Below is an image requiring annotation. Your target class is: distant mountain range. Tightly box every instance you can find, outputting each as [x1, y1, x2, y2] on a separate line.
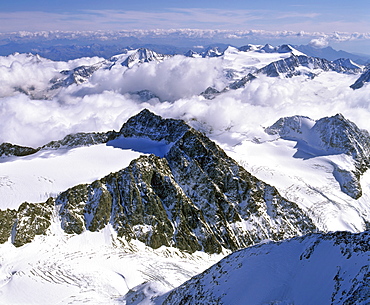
[294, 44, 370, 65]
[1, 39, 369, 64]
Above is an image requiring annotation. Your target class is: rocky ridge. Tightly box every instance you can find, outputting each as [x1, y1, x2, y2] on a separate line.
[50, 62, 104, 90]
[158, 230, 370, 305]
[28, 45, 364, 99]
[257, 54, 362, 78]
[48, 48, 170, 92]
[0, 142, 38, 158]
[351, 65, 370, 89]
[0, 110, 316, 251]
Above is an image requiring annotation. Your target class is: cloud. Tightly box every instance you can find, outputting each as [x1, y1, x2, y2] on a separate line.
[83, 55, 223, 101]
[0, 7, 369, 33]
[309, 37, 329, 48]
[0, 51, 370, 150]
[2, 29, 370, 54]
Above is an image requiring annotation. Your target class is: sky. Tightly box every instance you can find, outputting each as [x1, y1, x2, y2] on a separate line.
[0, 1, 369, 52]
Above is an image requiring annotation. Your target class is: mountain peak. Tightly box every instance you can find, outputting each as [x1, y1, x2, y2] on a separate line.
[350, 68, 370, 89]
[266, 113, 370, 199]
[118, 109, 190, 144]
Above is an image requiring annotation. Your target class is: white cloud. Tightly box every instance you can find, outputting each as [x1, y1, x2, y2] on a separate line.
[0, 51, 370, 149]
[0, 7, 369, 34]
[2, 29, 370, 54]
[309, 37, 329, 48]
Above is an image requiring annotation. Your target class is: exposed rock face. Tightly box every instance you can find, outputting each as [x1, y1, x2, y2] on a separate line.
[0, 142, 39, 158]
[265, 114, 370, 199]
[201, 47, 223, 58]
[0, 199, 54, 247]
[0, 110, 317, 251]
[41, 131, 116, 150]
[0, 131, 116, 158]
[333, 58, 362, 70]
[160, 230, 370, 305]
[54, 110, 316, 253]
[200, 87, 222, 100]
[258, 54, 362, 78]
[118, 109, 190, 143]
[350, 66, 370, 89]
[228, 73, 256, 90]
[184, 50, 200, 58]
[133, 89, 160, 102]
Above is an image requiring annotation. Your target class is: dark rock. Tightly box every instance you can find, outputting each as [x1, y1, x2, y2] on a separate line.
[0, 142, 39, 158]
[350, 67, 370, 90]
[55, 109, 317, 253]
[0, 199, 54, 247]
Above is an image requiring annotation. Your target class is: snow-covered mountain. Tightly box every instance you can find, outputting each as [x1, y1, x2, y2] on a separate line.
[265, 114, 370, 199]
[1, 44, 366, 102]
[351, 65, 370, 89]
[0, 43, 370, 304]
[294, 44, 370, 64]
[157, 230, 370, 305]
[257, 54, 362, 78]
[0, 110, 316, 251]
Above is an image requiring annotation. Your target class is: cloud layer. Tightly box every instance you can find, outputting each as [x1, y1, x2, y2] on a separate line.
[0, 51, 369, 149]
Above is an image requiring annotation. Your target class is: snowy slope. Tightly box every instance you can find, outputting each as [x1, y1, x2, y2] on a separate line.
[222, 115, 370, 232]
[0, 144, 145, 209]
[0, 225, 223, 305]
[159, 231, 370, 305]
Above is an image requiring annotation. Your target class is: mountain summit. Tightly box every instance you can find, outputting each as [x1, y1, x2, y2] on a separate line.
[0, 110, 316, 252]
[266, 114, 370, 199]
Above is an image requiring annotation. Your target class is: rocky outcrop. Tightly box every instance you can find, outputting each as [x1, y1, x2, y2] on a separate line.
[350, 66, 370, 89]
[0, 199, 54, 246]
[0, 130, 117, 158]
[0, 110, 317, 251]
[265, 114, 370, 199]
[41, 131, 116, 150]
[200, 87, 222, 100]
[55, 110, 316, 253]
[50, 63, 103, 90]
[0, 142, 39, 158]
[228, 73, 256, 90]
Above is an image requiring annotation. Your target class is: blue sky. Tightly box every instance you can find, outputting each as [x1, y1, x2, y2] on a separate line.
[0, 0, 368, 32]
[0, 1, 369, 52]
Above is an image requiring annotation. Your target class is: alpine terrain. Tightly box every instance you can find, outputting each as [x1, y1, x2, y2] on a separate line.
[0, 43, 369, 304]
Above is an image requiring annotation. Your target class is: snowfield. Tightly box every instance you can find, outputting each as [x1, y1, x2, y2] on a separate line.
[0, 225, 223, 304]
[0, 144, 145, 210]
